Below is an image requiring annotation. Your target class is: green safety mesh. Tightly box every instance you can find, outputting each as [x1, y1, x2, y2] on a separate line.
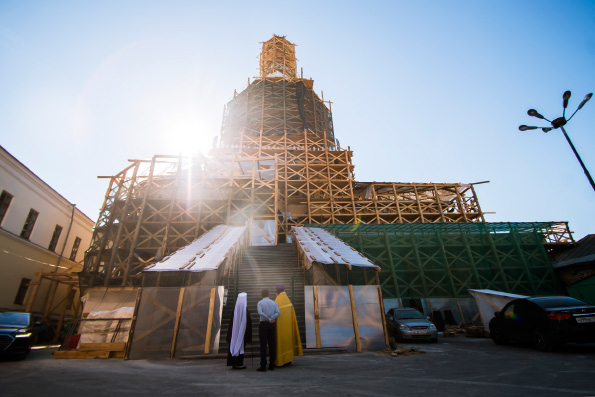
[306, 223, 564, 299]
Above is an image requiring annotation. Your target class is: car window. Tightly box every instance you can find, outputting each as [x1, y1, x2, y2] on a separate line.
[503, 304, 515, 319]
[531, 297, 589, 309]
[395, 310, 425, 320]
[0, 312, 30, 327]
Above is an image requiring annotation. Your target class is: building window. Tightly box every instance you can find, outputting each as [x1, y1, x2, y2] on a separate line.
[70, 237, 81, 261]
[0, 190, 13, 225]
[20, 209, 39, 240]
[48, 224, 63, 252]
[14, 278, 31, 305]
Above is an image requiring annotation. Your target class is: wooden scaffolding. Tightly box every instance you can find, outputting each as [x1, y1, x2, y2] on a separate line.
[81, 35, 543, 289]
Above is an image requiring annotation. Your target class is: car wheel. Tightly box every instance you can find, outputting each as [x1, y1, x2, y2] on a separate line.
[534, 330, 555, 352]
[490, 328, 508, 345]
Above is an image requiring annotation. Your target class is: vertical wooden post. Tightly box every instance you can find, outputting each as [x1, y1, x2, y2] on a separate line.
[348, 285, 361, 353]
[54, 284, 73, 342]
[73, 291, 82, 321]
[377, 286, 389, 346]
[457, 300, 466, 326]
[43, 279, 59, 317]
[25, 272, 43, 313]
[124, 288, 143, 360]
[204, 287, 217, 354]
[312, 286, 321, 348]
[170, 288, 185, 359]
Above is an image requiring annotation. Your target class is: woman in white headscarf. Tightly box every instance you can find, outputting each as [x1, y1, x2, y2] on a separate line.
[226, 292, 252, 369]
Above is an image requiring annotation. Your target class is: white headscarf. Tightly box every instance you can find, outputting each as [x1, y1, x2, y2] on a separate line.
[229, 292, 247, 357]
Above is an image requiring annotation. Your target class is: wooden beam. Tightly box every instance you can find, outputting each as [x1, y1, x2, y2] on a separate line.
[53, 350, 110, 359]
[312, 286, 321, 349]
[204, 287, 217, 354]
[124, 288, 143, 360]
[377, 286, 389, 346]
[170, 287, 186, 359]
[53, 284, 73, 343]
[25, 272, 43, 313]
[43, 280, 59, 318]
[348, 285, 361, 353]
[79, 342, 126, 352]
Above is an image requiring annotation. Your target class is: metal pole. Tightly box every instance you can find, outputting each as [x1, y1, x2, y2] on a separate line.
[560, 126, 595, 192]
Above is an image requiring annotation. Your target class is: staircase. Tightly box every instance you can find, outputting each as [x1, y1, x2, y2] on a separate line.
[219, 243, 306, 354]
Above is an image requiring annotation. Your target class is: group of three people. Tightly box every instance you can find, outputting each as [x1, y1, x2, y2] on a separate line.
[226, 285, 302, 371]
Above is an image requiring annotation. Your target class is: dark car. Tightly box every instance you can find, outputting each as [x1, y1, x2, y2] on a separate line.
[489, 296, 595, 352]
[386, 307, 438, 343]
[0, 312, 35, 359]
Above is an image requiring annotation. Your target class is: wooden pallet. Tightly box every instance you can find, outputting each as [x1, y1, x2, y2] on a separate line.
[53, 343, 125, 359]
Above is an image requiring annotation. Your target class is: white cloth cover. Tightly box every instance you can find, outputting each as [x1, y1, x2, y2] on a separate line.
[229, 292, 248, 356]
[468, 289, 528, 332]
[292, 227, 379, 270]
[145, 225, 246, 272]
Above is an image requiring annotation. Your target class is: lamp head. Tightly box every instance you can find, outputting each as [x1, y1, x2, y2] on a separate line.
[578, 93, 593, 110]
[519, 125, 538, 131]
[527, 109, 545, 119]
[563, 91, 571, 109]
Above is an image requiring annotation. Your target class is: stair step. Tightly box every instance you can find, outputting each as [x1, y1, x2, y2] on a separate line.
[219, 243, 307, 350]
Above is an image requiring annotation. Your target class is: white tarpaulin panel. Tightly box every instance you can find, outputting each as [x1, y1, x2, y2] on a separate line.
[145, 225, 246, 272]
[468, 289, 528, 332]
[292, 227, 379, 270]
[79, 306, 135, 344]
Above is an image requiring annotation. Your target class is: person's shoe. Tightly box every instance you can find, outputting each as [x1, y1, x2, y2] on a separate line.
[257, 367, 266, 372]
[232, 365, 247, 370]
[268, 365, 275, 371]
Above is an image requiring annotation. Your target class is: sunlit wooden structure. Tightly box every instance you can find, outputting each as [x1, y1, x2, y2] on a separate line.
[81, 35, 571, 289]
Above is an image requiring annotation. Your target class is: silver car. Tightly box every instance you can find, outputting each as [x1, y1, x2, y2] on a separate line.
[386, 308, 438, 343]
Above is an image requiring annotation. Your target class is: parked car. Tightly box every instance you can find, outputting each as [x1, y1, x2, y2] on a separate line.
[0, 312, 36, 359]
[386, 308, 438, 343]
[489, 296, 595, 352]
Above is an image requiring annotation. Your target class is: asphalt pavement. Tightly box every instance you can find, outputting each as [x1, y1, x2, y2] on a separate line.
[1, 336, 594, 397]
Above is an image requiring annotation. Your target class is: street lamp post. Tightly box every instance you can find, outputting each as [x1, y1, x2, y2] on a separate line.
[519, 91, 595, 192]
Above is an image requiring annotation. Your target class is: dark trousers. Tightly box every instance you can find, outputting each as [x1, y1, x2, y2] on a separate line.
[259, 321, 276, 368]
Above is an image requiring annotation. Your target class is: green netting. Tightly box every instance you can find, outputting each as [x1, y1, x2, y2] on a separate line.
[306, 223, 564, 299]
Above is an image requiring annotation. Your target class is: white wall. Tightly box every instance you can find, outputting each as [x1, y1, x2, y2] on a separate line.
[0, 146, 95, 313]
[0, 147, 94, 264]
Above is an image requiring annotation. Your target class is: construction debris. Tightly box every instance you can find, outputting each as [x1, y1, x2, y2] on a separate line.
[377, 347, 427, 357]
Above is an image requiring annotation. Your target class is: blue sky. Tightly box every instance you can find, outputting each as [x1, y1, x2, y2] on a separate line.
[1, 1, 594, 240]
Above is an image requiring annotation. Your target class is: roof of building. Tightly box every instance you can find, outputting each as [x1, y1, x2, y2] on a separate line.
[551, 234, 595, 268]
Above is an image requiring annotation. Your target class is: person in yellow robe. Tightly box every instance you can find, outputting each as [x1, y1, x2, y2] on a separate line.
[274, 285, 303, 367]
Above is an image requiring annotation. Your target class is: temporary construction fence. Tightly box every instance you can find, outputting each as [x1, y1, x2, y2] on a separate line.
[128, 286, 224, 359]
[304, 285, 388, 351]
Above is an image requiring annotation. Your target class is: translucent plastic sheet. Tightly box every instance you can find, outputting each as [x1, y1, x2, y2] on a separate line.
[128, 286, 223, 359]
[304, 285, 385, 351]
[129, 288, 179, 360]
[175, 286, 223, 357]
